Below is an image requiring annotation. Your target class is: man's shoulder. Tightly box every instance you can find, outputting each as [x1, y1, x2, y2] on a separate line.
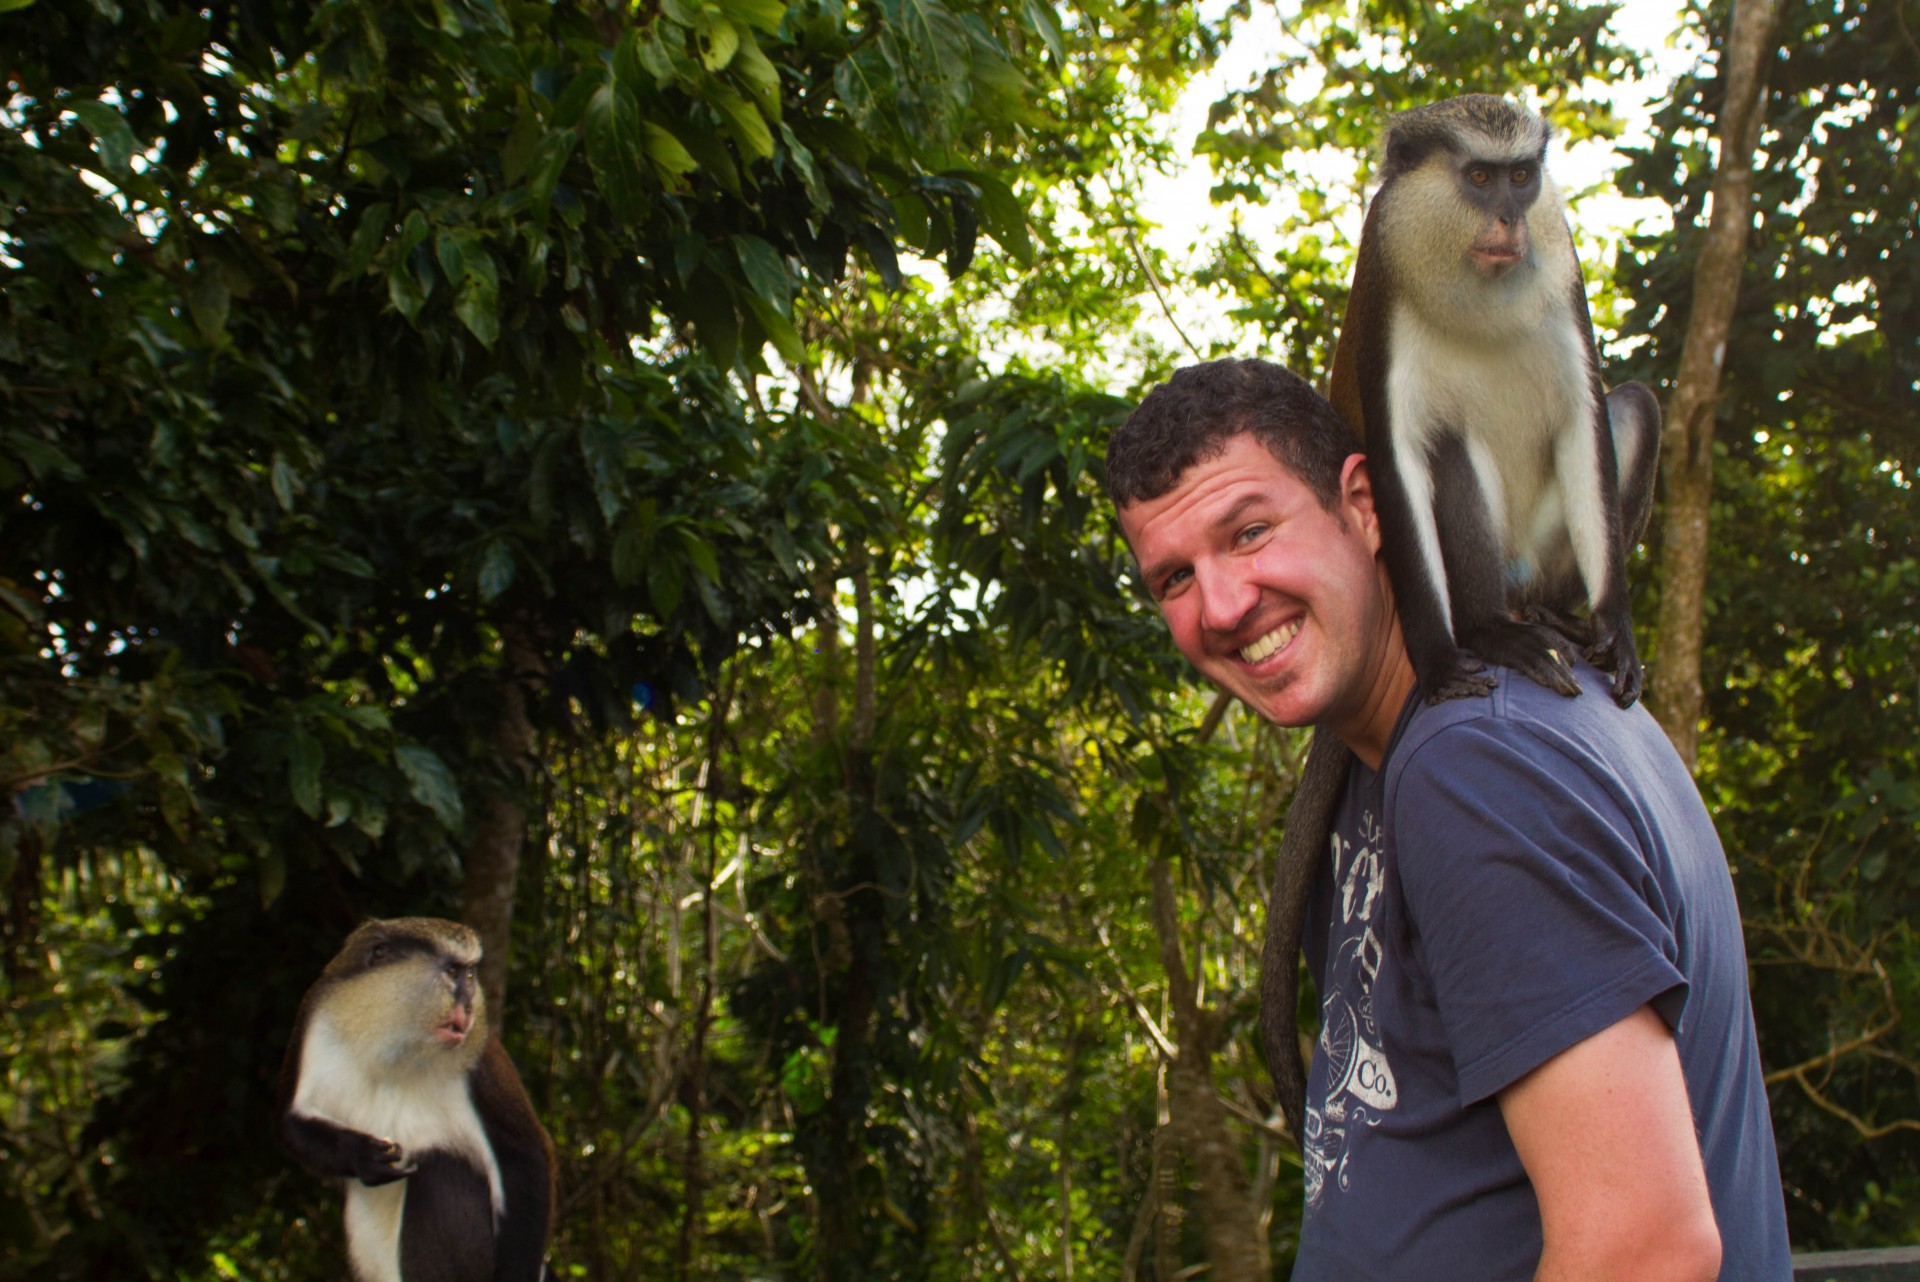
[1385, 660, 1681, 797]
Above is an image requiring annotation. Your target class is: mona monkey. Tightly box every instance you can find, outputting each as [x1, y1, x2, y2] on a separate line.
[1257, 95, 1663, 1141]
[279, 917, 555, 1282]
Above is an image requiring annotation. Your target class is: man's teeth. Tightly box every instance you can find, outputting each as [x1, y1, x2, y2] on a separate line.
[1241, 620, 1301, 663]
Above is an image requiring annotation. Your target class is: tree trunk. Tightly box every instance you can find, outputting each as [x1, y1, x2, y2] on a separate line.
[1646, 0, 1781, 766]
[1148, 858, 1270, 1282]
[461, 625, 542, 1020]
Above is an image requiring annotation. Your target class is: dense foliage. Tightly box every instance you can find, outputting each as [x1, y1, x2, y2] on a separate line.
[2, 0, 1914, 1276]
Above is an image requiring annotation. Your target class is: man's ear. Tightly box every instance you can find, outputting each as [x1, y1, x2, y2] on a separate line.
[1339, 453, 1383, 553]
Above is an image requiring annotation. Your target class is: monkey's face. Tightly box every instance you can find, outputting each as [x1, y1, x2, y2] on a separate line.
[325, 922, 486, 1067]
[1121, 435, 1411, 756]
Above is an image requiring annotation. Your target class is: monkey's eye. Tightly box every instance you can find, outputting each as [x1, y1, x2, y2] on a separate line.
[1467, 165, 1492, 186]
[1510, 166, 1532, 185]
[368, 942, 392, 965]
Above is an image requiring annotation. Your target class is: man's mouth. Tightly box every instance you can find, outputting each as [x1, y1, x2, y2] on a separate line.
[1240, 619, 1301, 663]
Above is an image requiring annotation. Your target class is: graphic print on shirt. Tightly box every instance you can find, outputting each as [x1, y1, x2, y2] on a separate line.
[1302, 806, 1400, 1210]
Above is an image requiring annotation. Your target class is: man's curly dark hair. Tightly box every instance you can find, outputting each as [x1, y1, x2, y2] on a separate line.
[1105, 358, 1359, 513]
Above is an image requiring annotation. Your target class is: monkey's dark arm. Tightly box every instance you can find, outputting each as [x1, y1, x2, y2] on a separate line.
[1258, 729, 1351, 1147]
[279, 1099, 416, 1185]
[472, 1040, 555, 1282]
[276, 1014, 416, 1186]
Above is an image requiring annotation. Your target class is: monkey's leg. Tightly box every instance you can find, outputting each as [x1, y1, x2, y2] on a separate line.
[1521, 382, 1664, 652]
[1259, 728, 1350, 1147]
[1373, 430, 1498, 702]
[1431, 436, 1580, 697]
[398, 1152, 496, 1282]
[1608, 382, 1660, 553]
[1562, 392, 1649, 706]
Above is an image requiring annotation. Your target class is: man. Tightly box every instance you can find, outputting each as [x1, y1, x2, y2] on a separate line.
[1107, 358, 1790, 1280]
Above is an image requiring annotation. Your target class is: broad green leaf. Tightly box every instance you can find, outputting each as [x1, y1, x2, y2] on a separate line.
[477, 539, 515, 599]
[715, 0, 786, 34]
[286, 729, 323, 818]
[731, 38, 782, 118]
[585, 83, 650, 221]
[647, 549, 685, 620]
[730, 233, 790, 306]
[189, 267, 230, 340]
[680, 529, 720, 581]
[345, 201, 391, 277]
[956, 168, 1032, 265]
[701, 18, 741, 70]
[502, 107, 542, 184]
[741, 292, 802, 364]
[395, 744, 463, 829]
[643, 122, 701, 178]
[710, 86, 773, 160]
[69, 100, 138, 177]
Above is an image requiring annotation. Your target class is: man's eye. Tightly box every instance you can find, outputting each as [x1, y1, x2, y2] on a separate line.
[1156, 568, 1192, 597]
[1235, 524, 1268, 546]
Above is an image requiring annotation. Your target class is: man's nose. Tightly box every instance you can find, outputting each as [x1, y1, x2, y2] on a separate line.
[1194, 560, 1258, 634]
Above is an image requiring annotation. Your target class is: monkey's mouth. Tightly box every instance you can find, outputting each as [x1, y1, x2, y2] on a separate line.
[1240, 619, 1302, 664]
[435, 1004, 474, 1045]
[1468, 246, 1525, 275]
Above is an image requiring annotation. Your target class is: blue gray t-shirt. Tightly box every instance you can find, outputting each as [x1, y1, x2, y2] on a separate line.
[1292, 662, 1791, 1280]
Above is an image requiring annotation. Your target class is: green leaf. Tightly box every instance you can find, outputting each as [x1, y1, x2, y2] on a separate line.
[1020, 0, 1066, 65]
[477, 539, 515, 600]
[957, 168, 1032, 266]
[503, 106, 542, 184]
[647, 548, 685, 619]
[701, 18, 741, 70]
[396, 744, 463, 829]
[730, 233, 790, 306]
[643, 122, 701, 178]
[287, 729, 323, 818]
[189, 266, 230, 340]
[345, 201, 391, 277]
[710, 86, 774, 160]
[585, 83, 650, 221]
[731, 37, 782, 118]
[741, 291, 802, 364]
[69, 100, 138, 177]
[270, 454, 300, 511]
[680, 528, 720, 581]
[0, 0, 41, 12]
[715, 0, 787, 34]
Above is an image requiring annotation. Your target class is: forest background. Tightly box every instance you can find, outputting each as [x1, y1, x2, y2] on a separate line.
[2, 0, 1915, 1277]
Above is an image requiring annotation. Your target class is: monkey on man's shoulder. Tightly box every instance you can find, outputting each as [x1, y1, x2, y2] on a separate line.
[278, 917, 554, 1282]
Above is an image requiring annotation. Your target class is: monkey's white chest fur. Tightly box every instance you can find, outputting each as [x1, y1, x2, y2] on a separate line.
[1385, 297, 1603, 594]
[294, 1015, 505, 1282]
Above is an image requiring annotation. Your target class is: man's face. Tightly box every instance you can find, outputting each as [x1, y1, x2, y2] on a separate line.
[1118, 434, 1400, 739]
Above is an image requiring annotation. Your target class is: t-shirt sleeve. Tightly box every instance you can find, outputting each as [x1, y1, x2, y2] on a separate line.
[1388, 720, 1688, 1105]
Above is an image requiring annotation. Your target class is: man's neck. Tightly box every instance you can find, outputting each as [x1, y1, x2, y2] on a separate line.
[1331, 632, 1419, 772]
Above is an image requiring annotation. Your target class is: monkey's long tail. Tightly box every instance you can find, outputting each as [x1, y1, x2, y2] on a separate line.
[1258, 728, 1350, 1149]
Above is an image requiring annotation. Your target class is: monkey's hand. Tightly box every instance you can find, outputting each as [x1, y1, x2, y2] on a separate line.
[352, 1134, 419, 1186]
[1421, 648, 1499, 704]
[1460, 620, 1581, 699]
[1586, 619, 1644, 709]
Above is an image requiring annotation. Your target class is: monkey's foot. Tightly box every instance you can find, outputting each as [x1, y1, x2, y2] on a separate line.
[354, 1135, 418, 1186]
[1461, 619, 1582, 698]
[1419, 648, 1499, 704]
[1520, 603, 1597, 651]
[1585, 623, 1644, 708]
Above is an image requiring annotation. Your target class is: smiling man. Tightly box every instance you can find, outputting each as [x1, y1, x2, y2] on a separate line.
[1107, 358, 1790, 1280]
